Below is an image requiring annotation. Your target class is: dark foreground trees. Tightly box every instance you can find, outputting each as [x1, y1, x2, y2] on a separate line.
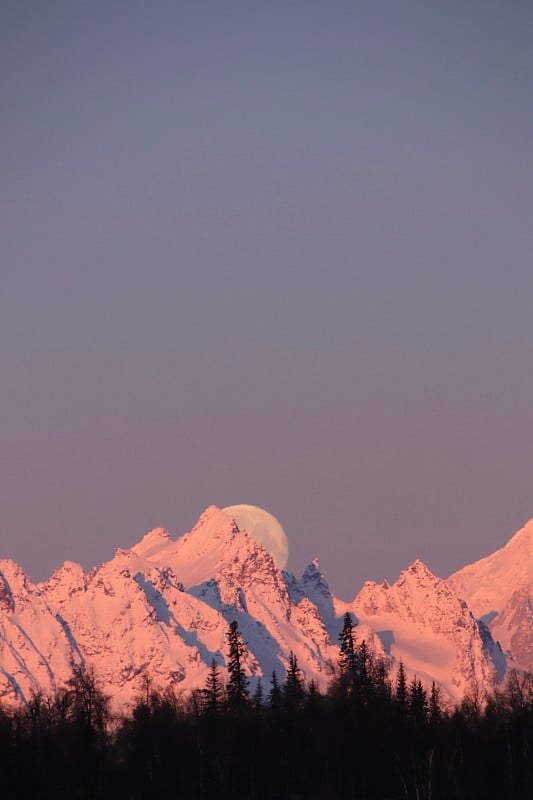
[1, 664, 112, 799]
[0, 649, 531, 798]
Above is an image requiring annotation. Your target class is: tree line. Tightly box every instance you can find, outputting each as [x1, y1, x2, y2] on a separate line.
[0, 613, 531, 799]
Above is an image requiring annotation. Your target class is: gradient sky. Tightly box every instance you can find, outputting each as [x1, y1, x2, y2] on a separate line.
[2, 1, 532, 598]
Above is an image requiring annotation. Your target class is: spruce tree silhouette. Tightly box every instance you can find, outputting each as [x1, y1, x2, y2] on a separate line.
[226, 620, 249, 709]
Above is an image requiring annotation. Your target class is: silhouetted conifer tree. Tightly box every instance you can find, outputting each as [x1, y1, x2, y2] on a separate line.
[268, 671, 282, 713]
[226, 620, 249, 709]
[2, 662, 533, 799]
[203, 658, 224, 714]
[358, 640, 370, 687]
[409, 677, 427, 722]
[429, 681, 441, 723]
[395, 661, 408, 709]
[252, 679, 264, 711]
[284, 651, 305, 711]
[338, 612, 358, 695]
[373, 657, 392, 699]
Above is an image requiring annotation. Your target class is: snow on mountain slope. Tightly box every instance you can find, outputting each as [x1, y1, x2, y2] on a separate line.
[352, 560, 505, 701]
[0, 506, 520, 711]
[0, 560, 74, 704]
[36, 507, 338, 710]
[448, 519, 532, 618]
[130, 507, 337, 681]
[42, 555, 221, 709]
[448, 519, 533, 670]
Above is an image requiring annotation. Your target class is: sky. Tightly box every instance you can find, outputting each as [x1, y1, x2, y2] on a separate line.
[2, 1, 532, 599]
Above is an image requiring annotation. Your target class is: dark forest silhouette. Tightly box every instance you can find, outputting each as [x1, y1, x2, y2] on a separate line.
[0, 616, 531, 799]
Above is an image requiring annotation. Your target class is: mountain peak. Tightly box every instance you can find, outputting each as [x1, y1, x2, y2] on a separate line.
[353, 558, 503, 700]
[301, 559, 331, 594]
[0, 560, 32, 601]
[185, 505, 240, 543]
[448, 518, 533, 625]
[132, 527, 171, 557]
[398, 560, 441, 588]
[302, 558, 322, 578]
[0, 510, 524, 712]
[409, 558, 431, 572]
[197, 504, 235, 527]
[505, 518, 533, 555]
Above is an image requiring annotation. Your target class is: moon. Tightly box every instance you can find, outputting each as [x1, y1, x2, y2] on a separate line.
[222, 504, 289, 569]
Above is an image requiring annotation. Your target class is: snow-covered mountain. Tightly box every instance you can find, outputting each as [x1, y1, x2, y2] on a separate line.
[0, 560, 73, 702]
[1, 507, 338, 710]
[351, 560, 505, 701]
[448, 519, 533, 671]
[0, 506, 525, 711]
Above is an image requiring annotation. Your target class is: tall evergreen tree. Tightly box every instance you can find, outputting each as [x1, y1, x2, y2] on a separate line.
[338, 612, 358, 695]
[373, 657, 392, 699]
[358, 640, 370, 687]
[268, 671, 282, 713]
[284, 651, 305, 711]
[395, 661, 408, 709]
[226, 620, 249, 709]
[409, 677, 427, 722]
[429, 681, 441, 723]
[252, 679, 264, 711]
[203, 659, 224, 714]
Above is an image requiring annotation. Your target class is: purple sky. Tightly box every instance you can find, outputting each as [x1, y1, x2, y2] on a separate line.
[2, 2, 532, 598]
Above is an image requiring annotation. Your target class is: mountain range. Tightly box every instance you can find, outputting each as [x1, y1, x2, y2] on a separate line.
[0, 506, 531, 711]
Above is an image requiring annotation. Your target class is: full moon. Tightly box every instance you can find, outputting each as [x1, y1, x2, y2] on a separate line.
[222, 504, 289, 569]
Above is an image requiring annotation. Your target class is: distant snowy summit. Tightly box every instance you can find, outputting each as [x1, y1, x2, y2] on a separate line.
[448, 519, 533, 672]
[0, 506, 530, 711]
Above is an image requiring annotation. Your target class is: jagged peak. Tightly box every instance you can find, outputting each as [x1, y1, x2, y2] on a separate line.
[197, 504, 219, 520]
[196, 504, 228, 526]
[302, 559, 331, 592]
[359, 579, 382, 593]
[132, 527, 172, 556]
[353, 579, 388, 613]
[302, 558, 322, 577]
[55, 559, 85, 576]
[186, 505, 241, 541]
[396, 561, 463, 604]
[409, 558, 431, 572]
[0, 559, 32, 589]
[41, 560, 86, 599]
[355, 561, 465, 622]
[0, 558, 26, 575]
[44, 560, 85, 586]
[402, 559, 440, 582]
[0, 560, 38, 614]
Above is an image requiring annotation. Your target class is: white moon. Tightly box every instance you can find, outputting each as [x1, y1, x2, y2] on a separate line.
[222, 504, 289, 569]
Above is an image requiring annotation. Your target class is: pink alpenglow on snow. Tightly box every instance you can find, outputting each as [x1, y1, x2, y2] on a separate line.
[0, 508, 530, 711]
[448, 519, 533, 672]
